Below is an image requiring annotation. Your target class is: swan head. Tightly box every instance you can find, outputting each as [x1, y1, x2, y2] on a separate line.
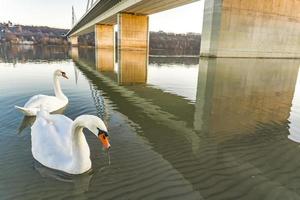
[77, 115, 111, 150]
[54, 69, 68, 79]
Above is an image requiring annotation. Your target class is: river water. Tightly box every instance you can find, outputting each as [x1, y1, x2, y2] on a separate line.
[1, 45, 300, 200]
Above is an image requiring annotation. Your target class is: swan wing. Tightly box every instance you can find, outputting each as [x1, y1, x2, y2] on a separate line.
[31, 114, 73, 170]
[24, 95, 66, 113]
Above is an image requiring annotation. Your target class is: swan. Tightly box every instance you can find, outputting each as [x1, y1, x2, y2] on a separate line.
[15, 69, 69, 116]
[31, 109, 111, 174]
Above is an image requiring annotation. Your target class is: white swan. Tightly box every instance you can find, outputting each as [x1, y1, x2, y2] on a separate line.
[15, 69, 69, 116]
[31, 109, 111, 174]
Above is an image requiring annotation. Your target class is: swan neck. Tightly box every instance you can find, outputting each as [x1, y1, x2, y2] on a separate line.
[71, 119, 86, 153]
[71, 118, 91, 170]
[53, 75, 66, 100]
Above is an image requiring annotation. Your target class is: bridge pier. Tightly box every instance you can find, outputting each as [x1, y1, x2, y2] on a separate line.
[95, 24, 115, 71]
[117, 13, 148, 84]
[69, 36, 78, 47]
[95, 24, 114, 49]
[200, 0, 300, 58]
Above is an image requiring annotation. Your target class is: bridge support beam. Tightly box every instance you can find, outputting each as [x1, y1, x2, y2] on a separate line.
[95, 24, 115, 71]
[69, 36, 78, 47]
[117, 13, 148, 84]
[200, 0, 300, 58]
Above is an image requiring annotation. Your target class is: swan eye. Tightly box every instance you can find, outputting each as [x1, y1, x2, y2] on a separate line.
[97, 128, 108, 137]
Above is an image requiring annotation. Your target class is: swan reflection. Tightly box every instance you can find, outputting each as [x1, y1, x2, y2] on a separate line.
[34, 160, 93, 192]
[17, 116, 36, 134]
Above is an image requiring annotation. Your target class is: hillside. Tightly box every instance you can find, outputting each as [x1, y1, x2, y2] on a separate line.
[150, 31, 200, 55]
[0, 22, 69, 45]
[0, 22, 201, 55]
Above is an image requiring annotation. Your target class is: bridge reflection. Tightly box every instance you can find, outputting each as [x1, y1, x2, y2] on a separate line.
[193, 58, 300, 198]
[71, 47, 300, 198]
[95, 48, 114, 72]
[71, 47, 147, 85]
[118, 50, 147, 85]
[195, 58, 299, 136]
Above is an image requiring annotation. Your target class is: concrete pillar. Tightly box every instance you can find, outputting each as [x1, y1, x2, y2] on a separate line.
[95, 24, 115, 71]
[118, 13, 148, 85]
[200, 0, 300, 58]
[95, 24, 114, 49]
[69, 36, 78, 47]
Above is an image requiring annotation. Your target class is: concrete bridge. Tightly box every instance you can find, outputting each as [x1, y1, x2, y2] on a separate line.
[67, 0, 300, 60]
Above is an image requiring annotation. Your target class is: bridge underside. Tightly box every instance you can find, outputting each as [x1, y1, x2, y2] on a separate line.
[68, 0, 198, 36]
[68, 0, 300, 60]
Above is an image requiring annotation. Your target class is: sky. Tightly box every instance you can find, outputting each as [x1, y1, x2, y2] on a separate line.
[0, 0, 204, 33]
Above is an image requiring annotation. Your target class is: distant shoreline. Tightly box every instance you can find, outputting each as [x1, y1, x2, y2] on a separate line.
[0, 43, 69, 47]
[1, 22, 201, 55]
[149, 55, 199, 58]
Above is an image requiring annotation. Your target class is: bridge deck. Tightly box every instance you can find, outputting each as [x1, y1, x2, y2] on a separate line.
[67, 0, 198, 36]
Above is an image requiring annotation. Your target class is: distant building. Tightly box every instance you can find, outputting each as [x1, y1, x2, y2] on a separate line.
[0, 30, 4, 40]
[7, 21, 13, 28]
[17, 25, 22, 32]
[19, 40, 35, 45]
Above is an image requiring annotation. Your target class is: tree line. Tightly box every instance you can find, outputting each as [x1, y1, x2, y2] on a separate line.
[79, 31, 201, 55]
[0, 22, 201, 55]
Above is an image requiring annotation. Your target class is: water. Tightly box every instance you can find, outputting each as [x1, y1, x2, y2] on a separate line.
[1, 45, 300, 200]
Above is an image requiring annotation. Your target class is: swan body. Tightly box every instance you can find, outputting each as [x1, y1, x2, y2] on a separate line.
[15, 70, 69, 116]
[31, 110, 110, 174]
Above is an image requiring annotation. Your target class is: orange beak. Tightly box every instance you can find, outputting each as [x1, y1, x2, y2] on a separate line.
[98, 133, 111, 150]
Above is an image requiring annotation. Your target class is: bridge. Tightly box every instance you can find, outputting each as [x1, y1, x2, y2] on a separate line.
[67, 0, 300, 62]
